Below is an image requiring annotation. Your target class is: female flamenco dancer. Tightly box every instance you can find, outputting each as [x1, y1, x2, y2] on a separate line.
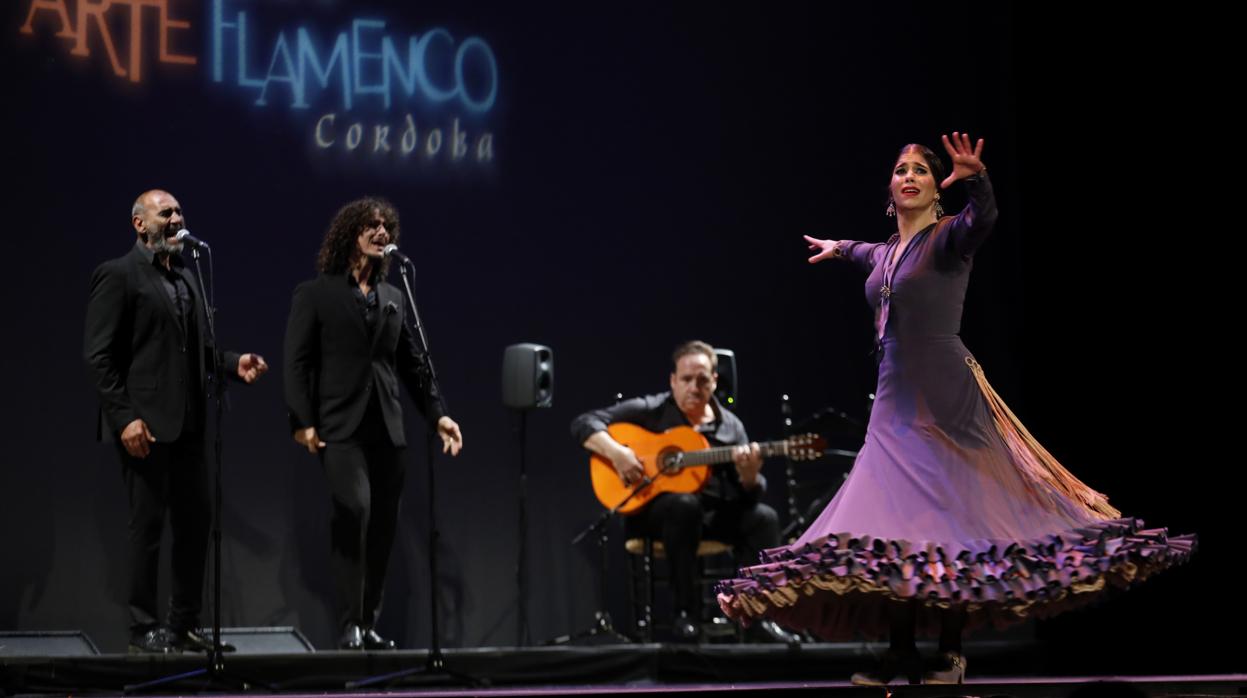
[717, 132, 1196, 685]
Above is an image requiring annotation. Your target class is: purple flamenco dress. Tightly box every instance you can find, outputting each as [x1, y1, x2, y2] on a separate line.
[717, 173, 1195, 639]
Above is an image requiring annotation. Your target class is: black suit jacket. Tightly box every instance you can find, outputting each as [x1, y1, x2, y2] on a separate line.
[84, 243, 240, 442]
[283, 273, 444, 446]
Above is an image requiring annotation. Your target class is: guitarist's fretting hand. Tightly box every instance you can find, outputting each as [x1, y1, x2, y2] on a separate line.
[733, 443, 763, 490]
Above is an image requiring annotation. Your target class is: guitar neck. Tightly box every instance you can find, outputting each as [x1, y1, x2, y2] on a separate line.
[677, 440, 790, 468]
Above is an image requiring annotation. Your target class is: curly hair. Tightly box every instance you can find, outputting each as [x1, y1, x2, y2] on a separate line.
[316, 196, 402, 277]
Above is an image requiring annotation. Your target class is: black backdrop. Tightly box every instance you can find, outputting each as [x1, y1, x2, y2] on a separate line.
[1, 1, 1233, 673]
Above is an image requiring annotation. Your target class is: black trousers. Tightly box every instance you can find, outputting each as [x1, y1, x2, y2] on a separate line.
[320, 410, 406, 629]
[118, 434, 209, 635]
[626, 492, 780, 613]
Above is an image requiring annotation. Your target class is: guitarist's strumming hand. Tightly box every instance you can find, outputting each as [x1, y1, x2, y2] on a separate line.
[733, 442, 763, 490]
[583, 430, 647, 487]
[610, 444, 646, 486]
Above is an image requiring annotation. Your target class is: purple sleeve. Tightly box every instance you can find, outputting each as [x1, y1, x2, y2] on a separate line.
[938, 172, 999, 259]
[838, 240, 888, 273]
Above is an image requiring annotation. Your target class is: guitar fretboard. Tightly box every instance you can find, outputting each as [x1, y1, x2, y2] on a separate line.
[671, 440, 790, 468]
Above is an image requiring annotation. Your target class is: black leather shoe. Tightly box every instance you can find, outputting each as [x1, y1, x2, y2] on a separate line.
[747, 619, 801, 645]
[924, 652, 967, 684]
[362, 627, 397, 650]
[128, 627, 177, 654]
[850, 648, 923, 686]
[339, 623, 364, 650]
[672, 611, 698, 643]
[171, 628, 236, 653]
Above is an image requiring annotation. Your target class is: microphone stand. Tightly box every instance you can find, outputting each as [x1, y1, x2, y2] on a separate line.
[125, 242, 267, 693]
[779, 403, 861, 541]
[346, 256, 481, 689]
[546, 482, 654, 645]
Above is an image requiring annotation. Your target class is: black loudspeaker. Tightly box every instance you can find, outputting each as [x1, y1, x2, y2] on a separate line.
[502, 343, 553, 408]
[714, 348, 737, 407]
[0, 631, 100, 656]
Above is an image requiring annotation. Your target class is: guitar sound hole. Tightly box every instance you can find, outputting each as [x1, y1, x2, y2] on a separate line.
[659, 450, 682, 473]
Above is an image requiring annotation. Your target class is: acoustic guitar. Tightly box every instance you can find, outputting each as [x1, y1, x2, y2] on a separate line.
[590, 423, 825, 513]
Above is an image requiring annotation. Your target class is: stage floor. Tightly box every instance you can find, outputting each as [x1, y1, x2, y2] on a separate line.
[2, 641, 1243, 696]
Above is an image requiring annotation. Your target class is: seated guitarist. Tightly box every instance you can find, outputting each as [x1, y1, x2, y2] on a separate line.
[571, 340, 796, 643]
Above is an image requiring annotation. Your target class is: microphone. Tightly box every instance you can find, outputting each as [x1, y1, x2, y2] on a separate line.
[175, 229, 210, 249]
[382, 244, 411, 264]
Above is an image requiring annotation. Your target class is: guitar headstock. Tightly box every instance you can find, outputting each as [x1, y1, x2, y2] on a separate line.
[785, 433, 827, 461]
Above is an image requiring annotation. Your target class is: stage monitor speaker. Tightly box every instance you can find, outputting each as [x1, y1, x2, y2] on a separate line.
[503, 343, 553, 408]
[0, 630, 100, 656]
[195, 626, 315, 654]
[714, 348, 737, 407]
